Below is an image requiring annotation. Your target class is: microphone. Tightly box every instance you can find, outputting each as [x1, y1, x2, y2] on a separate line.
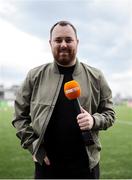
[64, 80, 94, 146]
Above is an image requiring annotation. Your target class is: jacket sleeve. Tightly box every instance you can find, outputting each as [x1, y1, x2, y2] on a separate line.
[92, 71, 115, 130]
[12, 70, 38, 154]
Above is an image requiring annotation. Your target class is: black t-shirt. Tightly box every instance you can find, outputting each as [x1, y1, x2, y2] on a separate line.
[44, 64, 89, 168]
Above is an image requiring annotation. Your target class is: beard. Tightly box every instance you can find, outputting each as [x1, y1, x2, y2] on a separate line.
[53, 48, 76, 66]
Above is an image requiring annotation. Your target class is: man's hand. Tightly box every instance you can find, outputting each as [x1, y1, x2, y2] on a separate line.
[32, 155, 51, 166]
[44, 156, 50, 166]
[32, 155, 38, 162]
[77, 107, 94, 130]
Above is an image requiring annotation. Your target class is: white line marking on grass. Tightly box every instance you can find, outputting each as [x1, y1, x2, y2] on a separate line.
[117, 120, 132, 125]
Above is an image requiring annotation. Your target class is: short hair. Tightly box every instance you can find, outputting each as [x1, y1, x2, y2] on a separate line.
[50, 20, 77, 39]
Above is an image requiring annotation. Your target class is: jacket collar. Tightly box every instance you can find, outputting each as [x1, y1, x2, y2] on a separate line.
[52, 58, 82, 75]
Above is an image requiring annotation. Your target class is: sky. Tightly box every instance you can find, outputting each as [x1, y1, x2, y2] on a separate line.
[0, 0, 131, 98]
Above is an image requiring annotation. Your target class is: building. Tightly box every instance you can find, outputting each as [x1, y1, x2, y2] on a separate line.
[0, 85, 20, 101]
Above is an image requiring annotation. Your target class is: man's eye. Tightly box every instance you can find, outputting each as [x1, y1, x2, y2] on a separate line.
[66, 39, 73, 43]
[55, 39, 62, 43]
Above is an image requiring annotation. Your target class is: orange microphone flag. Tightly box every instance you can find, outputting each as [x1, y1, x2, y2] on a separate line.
[64, 80, 81, 100]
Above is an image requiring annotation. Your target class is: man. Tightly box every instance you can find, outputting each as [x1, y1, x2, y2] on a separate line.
[12, 20, 115, 179]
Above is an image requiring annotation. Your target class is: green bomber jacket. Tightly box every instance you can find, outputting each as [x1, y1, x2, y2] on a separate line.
[12, 59, 115, 169]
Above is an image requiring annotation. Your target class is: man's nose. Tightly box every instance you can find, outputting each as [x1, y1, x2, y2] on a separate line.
[60, 40, 67, 48]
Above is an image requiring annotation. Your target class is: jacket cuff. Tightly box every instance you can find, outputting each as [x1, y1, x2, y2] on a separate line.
[34, 145, 46, 165]
[27, 138, 39, 155]
[92, 113, 104, 130]
[27, 144, 34, 154]
[27, 140, 46, 165]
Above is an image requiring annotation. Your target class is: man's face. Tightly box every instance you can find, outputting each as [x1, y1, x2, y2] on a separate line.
[49, 24, 79, 66]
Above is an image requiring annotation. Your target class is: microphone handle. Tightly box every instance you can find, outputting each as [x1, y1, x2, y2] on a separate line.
[75, 98, 82, 114]
[74, 99, 94, 146]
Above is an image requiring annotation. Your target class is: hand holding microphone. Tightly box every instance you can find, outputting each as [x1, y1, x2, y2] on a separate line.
[64, 80, 94, 146]
[77, 106, 94, 131]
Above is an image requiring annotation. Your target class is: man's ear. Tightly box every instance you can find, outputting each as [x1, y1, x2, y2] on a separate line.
[49, 40, 53, 49]
[77, 39, 79, 45]
[49, 40, 51, 46]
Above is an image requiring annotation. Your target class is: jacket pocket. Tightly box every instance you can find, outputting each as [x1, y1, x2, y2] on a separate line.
[31, 102, 51, 135]
[91, 131, 101, 151]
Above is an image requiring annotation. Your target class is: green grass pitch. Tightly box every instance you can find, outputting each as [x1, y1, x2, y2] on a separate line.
[0, 103, 132, 179]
